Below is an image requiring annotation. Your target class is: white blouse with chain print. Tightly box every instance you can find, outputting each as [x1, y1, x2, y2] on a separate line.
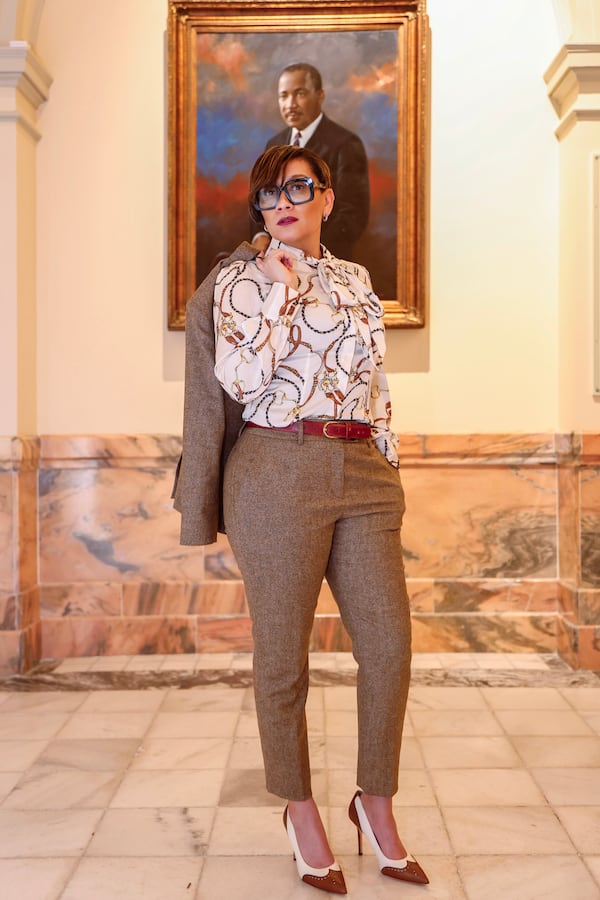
[213, 239, 400, 468]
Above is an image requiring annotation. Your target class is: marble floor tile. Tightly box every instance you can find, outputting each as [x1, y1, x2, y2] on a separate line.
[408, 686, 487, 711]
[61, 857, 203, 900]
[409, 710, 504, 737]
[158, 654, 199, 671]
[458, 854, 600, 900]
[555, 807, 600, 854]
[481, 686, 571, 709]
[0, 740, 48, 771]
[323, 709, 359, 737]
[234, 710, 260, 738]
[586, 856, 600, 886]
[87, 807, 216, 857]
[195, 653, 234, 669]
[494, 708, 594, 736]
[0, 858, 76, 900]
[444, 806, 575, 855]
[323, 685, 357, 711]
[0, 713, 71, 740]
[2, 766, 121, 810]
[531, 768, 600, 805]
[507, 654, 552, 670]
[109, 769, 224, 808]
[218, 768, 284, 808]
[0, 652, 597, 899]
[160, 686, 245, 713]
[76, 690, 164, 714]
[53, 658, 96, 672]
[430, 768, 546, 806]
[197, 854, 465, 900]
[36, 738, 140, 771]
[0, 692, 87, 713]
[88, 656, 132, 671]
[0, 772, 20, 802]
[227, 736, 276, 770]
[328, 767, 437, 807]
[330, 803, 453, 856]
[560, 688, 600, 710]
[418, 736, 522, 769]
[583, 712, 600, 735]
[125, 656, 166, 671]
[148, 711, 240, 739]
[131, 737, 232, 771]
[208, 806, 289, 856]
[56, 712, 155, 740]
[511, 735, 600, 768]
[0, 809, 103, 856]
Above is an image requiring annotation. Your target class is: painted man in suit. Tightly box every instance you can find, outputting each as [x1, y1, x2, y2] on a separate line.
[254, 62, 370, 261]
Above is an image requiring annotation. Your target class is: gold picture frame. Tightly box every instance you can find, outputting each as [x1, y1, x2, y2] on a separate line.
[168, 0, 430, 329]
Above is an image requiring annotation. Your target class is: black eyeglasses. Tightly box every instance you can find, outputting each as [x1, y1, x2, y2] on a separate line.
[253, 176, 326, 211]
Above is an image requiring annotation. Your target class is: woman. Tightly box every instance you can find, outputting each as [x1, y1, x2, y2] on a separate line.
[212, 145, 428, 894]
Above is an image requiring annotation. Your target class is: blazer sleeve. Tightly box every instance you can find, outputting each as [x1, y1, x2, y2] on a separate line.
[172, 242, 256, 545]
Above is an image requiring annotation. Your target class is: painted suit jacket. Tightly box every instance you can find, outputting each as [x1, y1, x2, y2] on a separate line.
[266, 114, 370, 261]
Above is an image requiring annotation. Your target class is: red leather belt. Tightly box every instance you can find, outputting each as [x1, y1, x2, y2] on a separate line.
[245, 420, 373, 440]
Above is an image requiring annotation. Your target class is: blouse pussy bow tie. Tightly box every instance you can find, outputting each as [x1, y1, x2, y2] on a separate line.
[314, 257, 386, 366]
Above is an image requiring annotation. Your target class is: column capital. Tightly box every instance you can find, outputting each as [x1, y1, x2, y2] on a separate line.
[545, 43, 600, 139]
[0, 40, 51, 104]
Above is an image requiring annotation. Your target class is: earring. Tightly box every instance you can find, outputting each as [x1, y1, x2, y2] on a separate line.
[322, 214, 329, 223]
[264, 224, 269, 233]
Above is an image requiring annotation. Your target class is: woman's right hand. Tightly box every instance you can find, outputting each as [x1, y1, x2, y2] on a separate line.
[256, 248, 299, 291]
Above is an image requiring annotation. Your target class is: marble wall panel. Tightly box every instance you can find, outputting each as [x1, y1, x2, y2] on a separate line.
[577, 589, 600, 625]
[0, 630, 21, 674]
[0, 470, 15, 595]
[17, 466, 37, 592]
[411, 579, 557, 614]
[310, 616, 353, 653]
[400, 466, 557, 579]
[196, 617, 253, 653]
[41, 583, 122, 618]
[121, 581, 247, 616]
[411, 613, 556, 653]
[42, 615, 196, 659]
[557, 465, 579, 582]
[580, 467, 600, 587]
[203, 533, 241, 580]
[555, 617, 600, 670]
[39, 467, 205, 584]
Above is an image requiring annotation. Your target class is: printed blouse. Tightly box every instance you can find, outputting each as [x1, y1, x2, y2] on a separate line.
[213, 239, 399, 467]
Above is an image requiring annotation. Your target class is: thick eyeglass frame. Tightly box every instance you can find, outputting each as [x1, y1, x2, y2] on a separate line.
[253, 176, 327, 211]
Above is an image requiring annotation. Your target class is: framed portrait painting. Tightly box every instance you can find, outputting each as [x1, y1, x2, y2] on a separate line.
[168, 0, 430, 328]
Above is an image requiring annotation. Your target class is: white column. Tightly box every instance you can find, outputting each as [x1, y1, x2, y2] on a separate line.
[545, 39, 600, 429]
[0, 38, 50, 433]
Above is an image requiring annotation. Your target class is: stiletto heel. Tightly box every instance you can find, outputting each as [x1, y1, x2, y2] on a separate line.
[348, 790, 429, 885]
[283, 807, 347, 895]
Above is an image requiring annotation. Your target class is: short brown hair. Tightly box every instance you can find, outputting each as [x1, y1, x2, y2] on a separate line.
[248, 145, 332, 225]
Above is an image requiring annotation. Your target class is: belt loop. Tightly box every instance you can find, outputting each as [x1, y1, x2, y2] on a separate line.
[297, 419, 304, 445]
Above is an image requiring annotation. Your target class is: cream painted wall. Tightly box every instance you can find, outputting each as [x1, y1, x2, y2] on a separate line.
[34, 0, 561, 434]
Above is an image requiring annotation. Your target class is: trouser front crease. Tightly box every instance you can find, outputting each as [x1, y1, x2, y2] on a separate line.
[223, 428, 412, 801]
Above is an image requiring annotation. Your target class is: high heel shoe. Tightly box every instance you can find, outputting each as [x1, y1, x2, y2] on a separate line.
[283, 806, 347, 895]
[348, 790, 429, 884]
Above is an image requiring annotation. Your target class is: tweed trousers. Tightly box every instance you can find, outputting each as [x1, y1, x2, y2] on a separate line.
[223, 425, 412, 801]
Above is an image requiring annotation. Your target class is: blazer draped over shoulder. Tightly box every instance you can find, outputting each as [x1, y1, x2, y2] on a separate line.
[172, 241, 257, 545]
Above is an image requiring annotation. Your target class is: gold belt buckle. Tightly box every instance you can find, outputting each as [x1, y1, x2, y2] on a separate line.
[323, 420, 345, 439]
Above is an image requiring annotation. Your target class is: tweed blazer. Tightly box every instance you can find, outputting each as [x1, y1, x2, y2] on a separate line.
[172, 241, 257, 545]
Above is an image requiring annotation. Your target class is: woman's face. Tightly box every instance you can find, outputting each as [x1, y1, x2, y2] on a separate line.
[260, 159, 334, 258]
